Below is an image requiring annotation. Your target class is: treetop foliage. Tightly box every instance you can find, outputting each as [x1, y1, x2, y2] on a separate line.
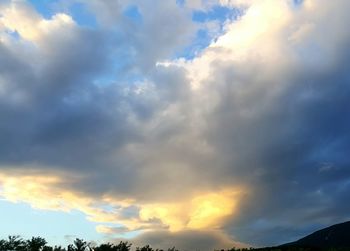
[0, 236, 347, 251]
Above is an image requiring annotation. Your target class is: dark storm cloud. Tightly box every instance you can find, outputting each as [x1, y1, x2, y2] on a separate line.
[0, 28, 128, 165]
[0, 0, 197, 197]
[210, 69, 350, 242]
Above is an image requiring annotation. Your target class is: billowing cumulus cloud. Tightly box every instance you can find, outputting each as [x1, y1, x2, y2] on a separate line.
[1, 0, 350, 249]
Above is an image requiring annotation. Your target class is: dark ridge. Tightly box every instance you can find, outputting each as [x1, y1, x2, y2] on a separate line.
[282, 221, 350, 248]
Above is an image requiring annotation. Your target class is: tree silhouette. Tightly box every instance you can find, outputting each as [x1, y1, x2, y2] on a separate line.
[53, 246, 66, 251]
[71, 239, 87, 251]
[136, 245, 154, 251]
[3, 235, 26, 251]
[68, 244, 74, 251]
[167, 247, 178, 251]
[93, 243, 114, 251]
[93, 241, 131, 251]
[115, 242, 131, 251]
[42, 246, 54, 251]
[1, 235, 350, 251]
[0, 239, 6, 250]
[27, 237, 47, 251]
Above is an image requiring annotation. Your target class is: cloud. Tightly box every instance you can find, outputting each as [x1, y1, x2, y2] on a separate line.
[0, 170, 245, 237]
[96, 225, 130, 235]
[138, 187, 245, 232]
[1, 0, 350, 248]
[129, 230, 247, 251]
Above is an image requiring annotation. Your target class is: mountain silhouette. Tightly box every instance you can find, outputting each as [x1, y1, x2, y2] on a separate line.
[283, 221, 350, 248]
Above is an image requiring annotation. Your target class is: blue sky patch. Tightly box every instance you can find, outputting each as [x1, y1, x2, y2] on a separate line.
[68, 2, 97, 27]
[192, 5, 241, 23]
[28, 0, 59, 18]
[123, 5, 143, 24]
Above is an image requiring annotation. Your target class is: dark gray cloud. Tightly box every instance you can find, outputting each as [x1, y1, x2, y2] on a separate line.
[0, 0, 201, 201]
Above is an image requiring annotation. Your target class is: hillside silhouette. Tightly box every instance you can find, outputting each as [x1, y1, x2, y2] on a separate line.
[282, 221, 350, 249]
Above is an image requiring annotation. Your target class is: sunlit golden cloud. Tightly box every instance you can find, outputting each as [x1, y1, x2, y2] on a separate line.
[0, 170, 246, 236]
[0, 1, 74, 45]
[140, 188, 243, 232]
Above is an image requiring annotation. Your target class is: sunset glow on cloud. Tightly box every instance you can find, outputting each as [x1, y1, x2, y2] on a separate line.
[0, 171, 245, 235]
[1, 0, 350, 250]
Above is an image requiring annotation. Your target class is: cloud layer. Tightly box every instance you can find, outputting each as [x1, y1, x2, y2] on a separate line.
[1, 0, 350, 249]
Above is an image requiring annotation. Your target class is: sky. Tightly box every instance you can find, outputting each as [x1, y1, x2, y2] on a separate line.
[0, 0, 350, 250]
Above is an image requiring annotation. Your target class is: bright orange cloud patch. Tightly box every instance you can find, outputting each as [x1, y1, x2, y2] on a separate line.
[0, 171, 246, 236]
[140, 188, 244, 232]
